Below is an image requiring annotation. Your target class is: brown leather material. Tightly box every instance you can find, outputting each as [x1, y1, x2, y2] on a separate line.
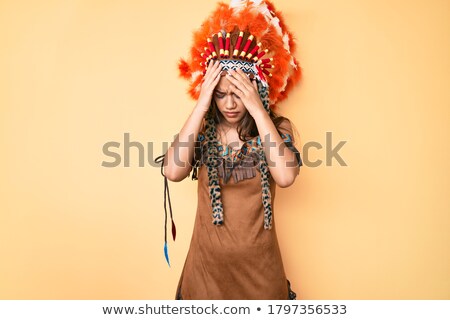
[174, 161, 291, 299]
[177, 125, 301, 299]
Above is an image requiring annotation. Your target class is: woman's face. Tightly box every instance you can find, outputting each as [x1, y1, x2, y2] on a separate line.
[213, 73, 248, 126]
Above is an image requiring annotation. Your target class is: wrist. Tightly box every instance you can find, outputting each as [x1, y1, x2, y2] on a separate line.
[251, 108, 269, 123]
[193, 104, 208, 117]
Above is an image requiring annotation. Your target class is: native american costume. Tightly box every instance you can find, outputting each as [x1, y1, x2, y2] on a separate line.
[154, 0, 303, 300]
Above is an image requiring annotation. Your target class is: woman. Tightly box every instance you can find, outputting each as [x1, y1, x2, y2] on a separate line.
[155, 0, 303, 300]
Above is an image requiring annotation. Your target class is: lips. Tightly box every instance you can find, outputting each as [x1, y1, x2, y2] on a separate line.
[225, 112, 239, 117]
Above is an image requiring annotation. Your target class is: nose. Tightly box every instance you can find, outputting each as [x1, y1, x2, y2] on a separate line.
[225, 94, 237, 111]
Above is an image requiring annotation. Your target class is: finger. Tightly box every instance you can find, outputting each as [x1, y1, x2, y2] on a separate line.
[236, 69, 259, 94]
[212, 61, 223, 76]
[212, 67, 223, 85]
[204, 60, 221, 85]
[208, 63, 223, 86]
[212, 71, 222, 88]
[226, 72, 249, 95]
[207, 60, 217, 76]
[229, 69, 253, 91]
[229, 84, 243, 98]
[226, 74, 247, 95]
[252, 79, 258, 90]
[204, 60, 219, 77]
[201, 60, 213, 83]
[234, 68, 253, 86]
[201, 67, 222, 98]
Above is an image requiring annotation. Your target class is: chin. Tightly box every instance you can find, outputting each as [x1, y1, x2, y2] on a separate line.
[220, 111, 246, 123]
[223, 117, 243, 125]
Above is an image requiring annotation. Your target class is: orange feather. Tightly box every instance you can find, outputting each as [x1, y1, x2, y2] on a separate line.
[178, 58, 191, 80]
[250, 13, 269, 38]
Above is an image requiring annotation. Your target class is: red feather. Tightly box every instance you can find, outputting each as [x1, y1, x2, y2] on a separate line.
[178, 58, 191, 79]
[171, 220, 177, 241]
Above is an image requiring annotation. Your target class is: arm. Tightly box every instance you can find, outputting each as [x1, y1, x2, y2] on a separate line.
[224, 68, 301, 188]
[253, 114, 300, 188]
[163, 60, 223, 182]
[163, 110, 205, 182]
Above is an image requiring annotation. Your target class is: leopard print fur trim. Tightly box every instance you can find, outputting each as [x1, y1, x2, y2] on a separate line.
[204, 81, 273, 229]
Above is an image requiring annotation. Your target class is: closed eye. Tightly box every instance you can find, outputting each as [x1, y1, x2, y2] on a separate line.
[215, 92, 225, 99]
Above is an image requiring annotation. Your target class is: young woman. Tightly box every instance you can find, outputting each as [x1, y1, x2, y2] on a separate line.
[155, 0, 303, 300]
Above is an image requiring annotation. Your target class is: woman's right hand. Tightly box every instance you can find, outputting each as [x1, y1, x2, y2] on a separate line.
[194, 60, 223, 114]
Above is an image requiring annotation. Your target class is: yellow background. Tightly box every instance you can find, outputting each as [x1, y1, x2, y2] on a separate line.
[1, 0, 449, 299]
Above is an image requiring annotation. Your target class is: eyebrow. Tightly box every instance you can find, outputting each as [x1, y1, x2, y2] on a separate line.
[214, 89, 225, 94]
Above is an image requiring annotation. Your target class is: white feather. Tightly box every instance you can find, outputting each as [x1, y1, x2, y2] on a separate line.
[191, 71, 203, 93]
[191, 70, 202, 82]
[229, 0, 284, 38]
[271, 17, 283, 36]
[280, 70, 289, 93]
[251, 0, 272, 19]
[283, 33, 291, 53]
[229, 0, 246, 10]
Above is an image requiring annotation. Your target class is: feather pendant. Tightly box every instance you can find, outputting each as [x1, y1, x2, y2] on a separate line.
[164, 242, 171, 267]
[171, 220, 177, 241]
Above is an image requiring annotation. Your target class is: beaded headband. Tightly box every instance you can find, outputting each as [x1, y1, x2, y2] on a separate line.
[214, 58, 270, 88]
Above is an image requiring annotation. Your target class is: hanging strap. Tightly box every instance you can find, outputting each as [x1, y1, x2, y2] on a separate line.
[190, 132, 204, 181]
[154, 154, 176, 267]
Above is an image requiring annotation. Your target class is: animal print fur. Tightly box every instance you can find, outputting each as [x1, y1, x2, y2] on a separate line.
[203, 80, 274, 229]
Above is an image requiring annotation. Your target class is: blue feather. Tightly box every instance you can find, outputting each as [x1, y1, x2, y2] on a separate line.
[164, 242, 170, 267]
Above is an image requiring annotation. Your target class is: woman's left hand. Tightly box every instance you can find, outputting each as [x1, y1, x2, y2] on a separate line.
[226, 68, 266, 117]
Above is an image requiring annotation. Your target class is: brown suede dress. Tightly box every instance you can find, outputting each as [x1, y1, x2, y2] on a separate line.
[175, 130, 302, 300]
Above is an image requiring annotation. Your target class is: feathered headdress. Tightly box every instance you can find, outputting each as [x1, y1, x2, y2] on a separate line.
[178, 0, 302, 107]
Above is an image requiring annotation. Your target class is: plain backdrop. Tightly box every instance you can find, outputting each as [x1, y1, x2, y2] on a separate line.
[0, 0, 449, 299]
